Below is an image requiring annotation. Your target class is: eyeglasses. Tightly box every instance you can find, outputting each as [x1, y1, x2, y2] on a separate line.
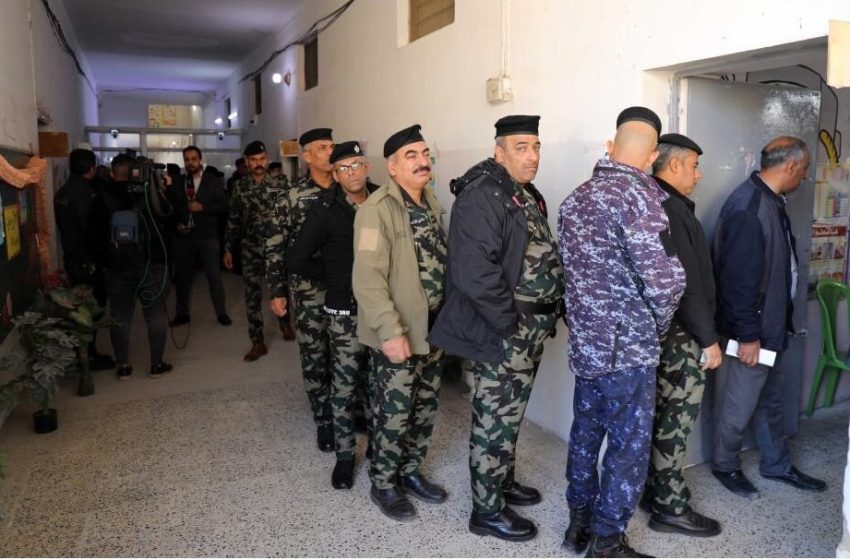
[335, 161, 365, 174]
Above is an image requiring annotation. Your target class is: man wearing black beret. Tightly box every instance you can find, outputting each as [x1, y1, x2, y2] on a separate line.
[352, 125, 449, 521]
[430, 115, 563, 541]
[224, 140, 289, 361]
[642, 133, 722, 537]
[267, 127, 338, 452]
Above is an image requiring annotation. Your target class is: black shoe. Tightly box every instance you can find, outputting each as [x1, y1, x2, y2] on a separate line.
[217, 313, 232, 326]
[712, 469, 758, 497]
[150, 363, 173, 378]
[563, 503, 592, 553]
[353, 415, 368, 434]
[169, 314, 190, 327]
[762, 466, 826, 492]
[317, 424, 335, 452]
[586, 533, 652, 558]
[638, 489, 653, 513]
[89, 353, 116, 371]
[370, 485, 417, 521]
[469, 506, 537, 542]
[649, 506, 721, 537]
[502, 480, 542, 506]
[116, 364, 132, 380]
[399, 473, 448, 504]
[332, 459, 354, 490]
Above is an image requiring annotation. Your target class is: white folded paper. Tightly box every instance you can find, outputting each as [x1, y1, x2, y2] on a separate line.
[725, 339, 777, 367]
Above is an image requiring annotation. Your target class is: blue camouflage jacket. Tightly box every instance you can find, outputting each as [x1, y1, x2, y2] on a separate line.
[558, 158, 686, 378]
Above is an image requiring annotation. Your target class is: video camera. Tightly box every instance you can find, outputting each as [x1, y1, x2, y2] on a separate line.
[126, 154, 166, 194]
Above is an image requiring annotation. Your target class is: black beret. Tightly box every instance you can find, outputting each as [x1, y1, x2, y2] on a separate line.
[330, 141, 364, 165]
[495, 115, 540, 137]
[268, 161, 283, 171]
[658, 133, 703, 155]
[383, 124, 425, 158]
[616, 106, 662, 136]
[299, 128, 333, 146]
[243, 140, 266, 156]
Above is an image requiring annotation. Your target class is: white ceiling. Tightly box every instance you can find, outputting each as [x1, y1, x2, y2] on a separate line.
[59, 0, 305, 92]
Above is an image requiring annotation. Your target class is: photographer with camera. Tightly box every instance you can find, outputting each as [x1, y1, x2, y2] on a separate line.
[165, 146, 231, 327]
[89, 153, 174, 380]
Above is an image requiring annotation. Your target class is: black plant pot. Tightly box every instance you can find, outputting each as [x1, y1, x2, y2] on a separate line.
[33, 408, 58, 434]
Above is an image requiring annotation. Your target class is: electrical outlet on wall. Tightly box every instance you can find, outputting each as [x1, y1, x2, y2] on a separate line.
[486, 76, 513, 104]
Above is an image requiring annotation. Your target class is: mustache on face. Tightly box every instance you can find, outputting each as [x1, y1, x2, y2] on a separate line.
[414, 165, 431, 174]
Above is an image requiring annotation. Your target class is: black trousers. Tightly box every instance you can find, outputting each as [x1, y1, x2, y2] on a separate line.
[106, 263, 168, 367]
[172, 236, 226, 317]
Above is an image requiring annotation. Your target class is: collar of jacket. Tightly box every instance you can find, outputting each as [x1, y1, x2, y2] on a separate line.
[593, 158, 664, 197]
[653, 175, 695, 212]
[385, 177, 443, 215]
[451, 158, 548, 217]
[750, 171, 786, 208]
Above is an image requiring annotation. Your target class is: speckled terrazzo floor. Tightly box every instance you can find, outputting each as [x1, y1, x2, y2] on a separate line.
[0, 273, 847, 557]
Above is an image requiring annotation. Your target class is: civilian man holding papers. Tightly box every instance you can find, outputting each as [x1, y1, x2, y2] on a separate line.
[711, 136, 826, 497]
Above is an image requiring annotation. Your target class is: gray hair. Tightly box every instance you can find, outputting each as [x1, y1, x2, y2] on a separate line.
[760, 137, 807, 170]
[495, 136, 507, 148]
[652, 143, 692, 175]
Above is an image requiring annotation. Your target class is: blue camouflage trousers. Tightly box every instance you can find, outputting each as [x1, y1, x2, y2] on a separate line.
[566, 365, 655, 537]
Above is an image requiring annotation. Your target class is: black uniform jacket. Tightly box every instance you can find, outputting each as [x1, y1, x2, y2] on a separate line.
[654, 175, 718, 348]
[166, 169, 227, 240]
[285, 181, 379, 313]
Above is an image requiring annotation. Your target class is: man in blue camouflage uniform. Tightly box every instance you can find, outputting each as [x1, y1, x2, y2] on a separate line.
[268, 128, 337, 452]
[223, 141, 289, 362]
[430, 115, 563, 542]
[558, 107, 686, 558]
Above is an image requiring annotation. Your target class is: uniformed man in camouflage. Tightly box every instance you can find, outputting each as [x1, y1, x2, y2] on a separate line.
[268, 128, 336, 451]
[558, 107, 686, 558]
[430, 115, 563, 542]
[642, 133, 722, 537]
[284, 141, 378, 489]
[353, 124, 448, 522]
[224, 140, 288, 361]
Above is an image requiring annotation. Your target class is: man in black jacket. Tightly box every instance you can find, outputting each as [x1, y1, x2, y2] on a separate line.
[284, 141, 377, 490]
[54, 148, 114, 370]
[430, 115, 564, 542]
[642, 133, 722, 537]
[167, 146, 231, 327]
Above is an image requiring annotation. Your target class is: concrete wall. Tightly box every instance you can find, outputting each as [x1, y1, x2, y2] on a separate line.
[217, 0, 850, 441]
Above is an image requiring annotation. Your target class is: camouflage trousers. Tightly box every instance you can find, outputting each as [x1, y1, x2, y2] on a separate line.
[369, 347, 444, 490]
[647, 322, 707, 515]
[328, 312, 370, 461]
[290, 274, 332, 428]
[241, 237, 266, 344]
[566, 365, 656, 537]
[469, 312, 556, 514]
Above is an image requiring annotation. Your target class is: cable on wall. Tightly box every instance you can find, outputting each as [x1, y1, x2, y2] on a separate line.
[40, 0, 97, 97]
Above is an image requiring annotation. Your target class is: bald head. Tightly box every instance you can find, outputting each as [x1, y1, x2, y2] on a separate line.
[606, 121, 659, 172]
[759, 136, 809, 194]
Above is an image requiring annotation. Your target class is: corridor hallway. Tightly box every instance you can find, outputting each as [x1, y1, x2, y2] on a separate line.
[0, 274, 846, 557]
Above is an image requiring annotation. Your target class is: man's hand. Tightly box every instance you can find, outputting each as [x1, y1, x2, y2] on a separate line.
[381, 335, 412, 364]
[737, 340, 760, 368]
[188, 201, 203, 213]
[163, 175, 173, 187]
[270, 297, 287, 317]
[223, 250, 233, 270]
[700, 342, 722, 370]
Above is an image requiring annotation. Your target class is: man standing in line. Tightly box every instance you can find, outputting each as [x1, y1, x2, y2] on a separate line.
[353, 125, 448, 522]
[268, 128, 336, 451]
[224, 141, 288, 361]
[559, 107, 685, 558]
[712, 136, 826, 497]
[430, 115, 563, 541]
[643, 133, 722, 537]
[284, 141, 377, 489]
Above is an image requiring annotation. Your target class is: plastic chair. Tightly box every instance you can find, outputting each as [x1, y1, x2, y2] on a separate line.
[807, 279, 850, 416]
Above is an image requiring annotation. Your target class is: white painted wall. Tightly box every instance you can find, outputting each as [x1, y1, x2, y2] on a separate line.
[219, 0, 850, 441]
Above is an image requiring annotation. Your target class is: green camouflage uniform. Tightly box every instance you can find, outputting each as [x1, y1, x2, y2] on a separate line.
[328, 312, 369, 461]
[647, 320, 707, 514]
[266, 175, 332, 428]
[370, 190, 447, 490]
[226, 174, 288, 343]
[469, 183, 564, 514]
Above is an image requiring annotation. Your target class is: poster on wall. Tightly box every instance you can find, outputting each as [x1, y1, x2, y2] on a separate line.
[809, 164, 850, 295]
[147, 104, 179, 128]
[4, 204, 20, 260]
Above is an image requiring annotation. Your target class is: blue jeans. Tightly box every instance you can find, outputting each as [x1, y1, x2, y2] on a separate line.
[566, 366, 655, 536]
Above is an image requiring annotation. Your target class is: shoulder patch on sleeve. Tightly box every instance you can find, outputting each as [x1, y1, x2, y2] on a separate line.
[358, 228, 380, 252]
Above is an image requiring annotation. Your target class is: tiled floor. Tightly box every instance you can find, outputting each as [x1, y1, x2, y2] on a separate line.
[0, 273, 846, 557]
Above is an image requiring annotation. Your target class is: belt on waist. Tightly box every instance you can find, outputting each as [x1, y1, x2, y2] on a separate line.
[515, 300, 559, 315]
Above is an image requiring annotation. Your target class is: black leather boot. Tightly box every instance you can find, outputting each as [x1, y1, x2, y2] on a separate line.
[586, 533, 652, 558]
[469, 506, 537, 541]
[317, 424, 335, 452]
[370, 485, 417, 521]
[399, 473, 447, 503]
[563, 503, 592, 553]
[502, 480, 542, 506]
[331, 459, 354, 490]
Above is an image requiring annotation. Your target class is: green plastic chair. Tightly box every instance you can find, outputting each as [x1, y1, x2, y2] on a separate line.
[807, 279, 850, 416]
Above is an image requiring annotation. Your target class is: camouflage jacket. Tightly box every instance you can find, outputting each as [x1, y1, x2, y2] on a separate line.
[224, 173, 288, 251]
[558, 158, 685, 378]
[266, 175, 331, 298]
